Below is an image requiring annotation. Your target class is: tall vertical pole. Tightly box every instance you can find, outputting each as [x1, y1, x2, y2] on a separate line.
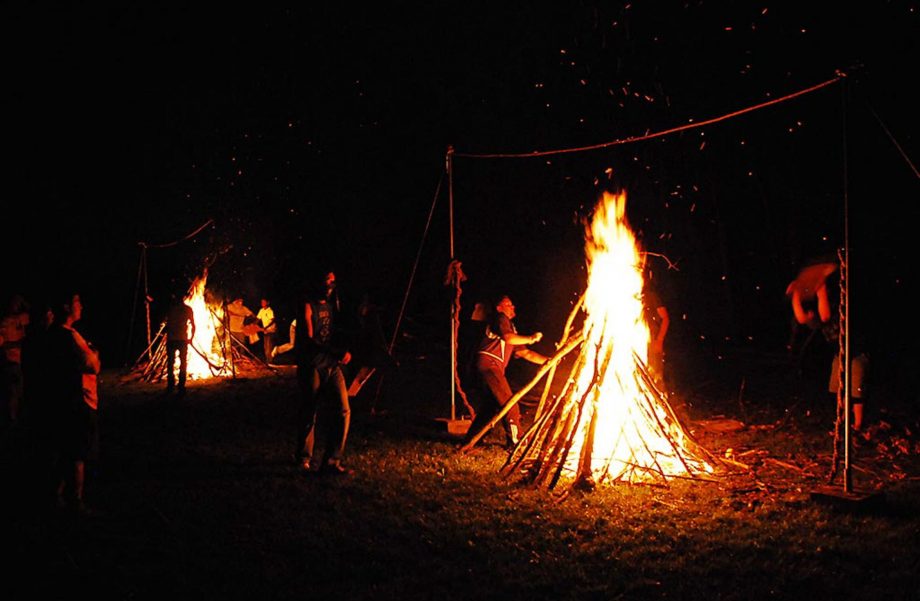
[143, 246, 152, 362]
[841, 78, 852, 493]
[447, 145, 456, 421]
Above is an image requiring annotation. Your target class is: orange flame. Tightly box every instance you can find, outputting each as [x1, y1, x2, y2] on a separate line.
[565, 191, 712, 483]
[181, 271, 231, 379]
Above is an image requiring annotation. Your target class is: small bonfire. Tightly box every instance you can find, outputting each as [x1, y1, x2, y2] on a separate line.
[505, 191, 719, 490]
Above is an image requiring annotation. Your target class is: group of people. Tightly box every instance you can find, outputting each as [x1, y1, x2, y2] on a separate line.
[1, 291, 101, 515]
[162, 293, 287, 397]
[163, 270, 356, 475]
[227, 296, 279, 360]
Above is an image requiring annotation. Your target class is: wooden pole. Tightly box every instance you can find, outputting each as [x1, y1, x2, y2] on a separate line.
[143, 247, 152, 362]
[447, 145, 456, 421]
[841, 78, 853, 494]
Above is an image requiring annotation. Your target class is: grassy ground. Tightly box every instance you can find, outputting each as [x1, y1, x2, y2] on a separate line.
[4, 349, 919, 600]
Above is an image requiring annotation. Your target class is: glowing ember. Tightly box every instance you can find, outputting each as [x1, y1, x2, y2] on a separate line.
[181, 271, 231, 379]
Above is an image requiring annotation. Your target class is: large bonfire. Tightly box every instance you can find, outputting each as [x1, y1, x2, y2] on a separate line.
[505, 191, 717, 490]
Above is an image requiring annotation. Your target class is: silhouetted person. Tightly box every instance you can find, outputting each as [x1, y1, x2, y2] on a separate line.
[294, 275, 352, 475]
[29, 292, 100, 514]
[643, 273, 670, 389]
[787, 260, 869, 431]
[346, 290, 397, 399]
[0, 294, 30, 426]
[165, 292, 195, 396]
[20, 301, 54, 428]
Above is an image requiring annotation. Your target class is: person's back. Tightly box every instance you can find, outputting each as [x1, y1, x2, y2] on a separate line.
[166, 301, 194, 341]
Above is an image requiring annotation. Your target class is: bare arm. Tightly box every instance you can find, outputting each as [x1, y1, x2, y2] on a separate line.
[502, 331, 543, 346]
[514, 347, 549, 365]
[304, 303, 314, 339]
[816, 284, 831, 323]
[790, 288, 809, 325]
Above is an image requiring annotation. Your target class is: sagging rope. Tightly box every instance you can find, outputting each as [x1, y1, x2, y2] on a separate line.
[140, 218, 215, 249]
[453, 75, 844, 159]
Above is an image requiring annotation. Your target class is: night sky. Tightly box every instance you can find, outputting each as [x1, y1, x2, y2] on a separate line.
[4, 3, 918, 372]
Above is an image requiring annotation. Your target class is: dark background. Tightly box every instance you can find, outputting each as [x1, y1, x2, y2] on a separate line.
[3, 3, 917, 386]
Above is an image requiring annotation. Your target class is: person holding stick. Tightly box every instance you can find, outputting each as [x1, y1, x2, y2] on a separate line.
[464, 295, 548, 448]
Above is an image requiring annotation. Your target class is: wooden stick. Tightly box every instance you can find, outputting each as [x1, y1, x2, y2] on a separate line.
[506, 332, 588, 469]
[503, 352, 584, 476]
[460, 331, 584, 453]
[534, 293, 584, 421]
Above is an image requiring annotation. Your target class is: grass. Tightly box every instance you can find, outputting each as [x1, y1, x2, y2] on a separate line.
[4, 350, 919, 600]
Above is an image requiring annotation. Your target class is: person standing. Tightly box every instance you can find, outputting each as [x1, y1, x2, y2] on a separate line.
[643, 274, 670, 389]
[465, 295, 547, 448]
[293, 277, 352, 475]
[165, 292, 195, 396]
[227, 297, 259, 345]
[788, 261, 869, 431]
[32, 292, 100, 514]
[256, 298, 277, 361]
[0, 294, 30, 426]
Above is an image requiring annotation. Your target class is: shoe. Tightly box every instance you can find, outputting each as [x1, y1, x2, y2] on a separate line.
[506, 424, 520, 448]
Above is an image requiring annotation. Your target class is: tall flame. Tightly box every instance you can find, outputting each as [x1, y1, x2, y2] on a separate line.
[181, 271, 231, 379]
[563, 191, 712, 483]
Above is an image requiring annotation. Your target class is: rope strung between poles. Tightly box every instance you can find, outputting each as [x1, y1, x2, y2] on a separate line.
[140, 218, 215, 249]
[453, 75, 844, 159]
